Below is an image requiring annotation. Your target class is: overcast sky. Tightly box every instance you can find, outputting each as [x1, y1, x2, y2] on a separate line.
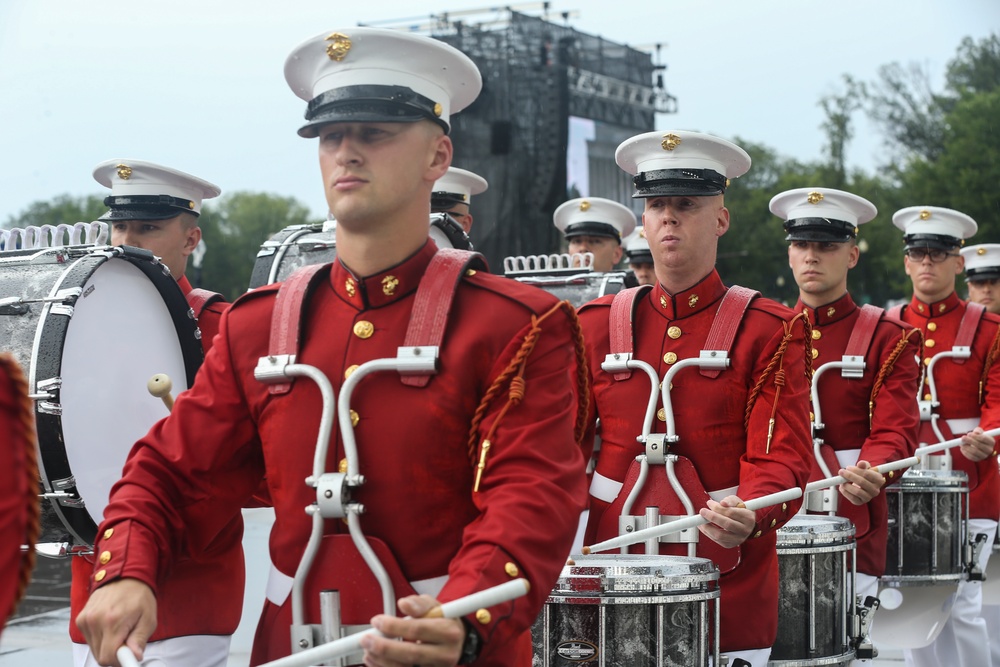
[1, 0, 996, 222]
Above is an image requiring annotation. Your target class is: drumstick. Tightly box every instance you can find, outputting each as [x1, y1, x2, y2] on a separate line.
[116, 646, 141, 667]
[804, 456, 920, 494]
[914, 427, 1000, 457]
[258, 579, 530, 667]
[146, 373, 174, 412]
[583, 487, 803, 555]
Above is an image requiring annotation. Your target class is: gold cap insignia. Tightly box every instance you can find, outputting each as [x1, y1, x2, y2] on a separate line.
[807, 191, 824, 205]
[919, 210, 932, 220]
[638, 228, 646, 238]
[579, 200, 591, 212]
[661, 133, 682, 151]
[433, 102, 443, 117]
[325, 32, 352, 61]
[979, 247, 987, 255]
[115, 164, 132, 180]
[382, 275, 399, 296]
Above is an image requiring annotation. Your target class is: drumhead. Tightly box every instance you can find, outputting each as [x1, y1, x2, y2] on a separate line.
[776, 514, 856, 549]
[891, 468, 970, 491]
[553, 554, 719, 597]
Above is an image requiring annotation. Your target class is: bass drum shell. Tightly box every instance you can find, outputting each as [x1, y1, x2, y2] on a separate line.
[247, 213, 473, 289]
[0, 245, 202, 547]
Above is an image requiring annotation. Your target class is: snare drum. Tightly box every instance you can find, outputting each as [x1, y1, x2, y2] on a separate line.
[248, 213, 473, 289]
[0, 244, 202, 548]
[770, 515, 856, 666]
[532, 554, 719, 666]
[883, 469, 970, 585]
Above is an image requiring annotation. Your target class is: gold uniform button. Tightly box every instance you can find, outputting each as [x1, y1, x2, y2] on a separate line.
[338, 458, 348, 474]
[94, 569, 107, 582]
[925, 339, 936, 348]
[353, 321, 375, 339]
[812, 329, 822, 340]
[924, 393, 932, 401]
[753, 530, 762, 538]
[103, 528, 114, 540]
[811, 348, 819, 360]
[344, 365, 359, 379]
[656, 408, 666, 422]
[667, 326, 682, 340]
[475, 608, 492, 625]
[769, 519, 777, 528]
[924, 357, 931, 366]
[927, 322, 937, 332]
[504, 562, 519, 578]
[663, 352, 678, 364]
[781, 503, 788, 512]
[888, 470, 895, 478]
[350, 410, 360, 427]
[99, 551, 111, 565]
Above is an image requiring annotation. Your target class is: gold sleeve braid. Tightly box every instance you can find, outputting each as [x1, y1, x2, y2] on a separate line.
[467, 301, 591, 488]
[0, 352, 39, 613]
[744, 312, 812, 453]
[869, 327, 922, 425]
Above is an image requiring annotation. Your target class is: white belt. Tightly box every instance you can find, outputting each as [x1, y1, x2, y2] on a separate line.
[589, 471, 737, 506]
[265, 563, 449, 607]
[835, 448, 862, 469]
[946, 417, 981, 435]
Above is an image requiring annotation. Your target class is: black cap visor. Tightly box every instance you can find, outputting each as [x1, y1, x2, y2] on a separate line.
[904, 233, 962, 251]
[784, 218, 856, 243]
[299, 85, 448, 137]
[627, 250, 653, 264]
[967, 267, 1000, 282]
[101, 195, 197, 221]
[564, 221, 622, 242]
[632, 168, 727, 198]
[431, 192, 469, 211]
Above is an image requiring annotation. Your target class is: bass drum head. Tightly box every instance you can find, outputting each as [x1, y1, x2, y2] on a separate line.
[58, 259, 192, 536]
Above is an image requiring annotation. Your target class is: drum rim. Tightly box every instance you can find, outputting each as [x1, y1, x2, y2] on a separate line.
[32, 247, 203, 546]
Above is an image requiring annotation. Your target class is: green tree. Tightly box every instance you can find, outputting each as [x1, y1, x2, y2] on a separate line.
[4, 194, 107, 230]
[195, 192, 315, 300]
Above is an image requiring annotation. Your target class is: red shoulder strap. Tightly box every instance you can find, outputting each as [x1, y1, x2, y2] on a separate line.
[608, 285, 653, 380]
[267, 263, 332, 395]
[186, 287, 226, 318]
[400, 249, 488, 388]
[844, 304, 885, 359]
[953, 301, 986, 364]
[886, 304, 904, 320]
[700, 285, 759, 378]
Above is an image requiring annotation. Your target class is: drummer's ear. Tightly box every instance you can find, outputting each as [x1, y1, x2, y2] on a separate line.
[181, 221, 202, 257]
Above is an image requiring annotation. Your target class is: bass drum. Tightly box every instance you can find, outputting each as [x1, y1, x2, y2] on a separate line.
[0, 244, 202, 549]
[248, 213, 473, 289]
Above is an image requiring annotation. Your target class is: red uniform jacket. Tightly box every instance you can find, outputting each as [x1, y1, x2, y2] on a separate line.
[71, 276, 238, 643]
[0, 354, 36, 632]
[796, 293, 921, 576]
[579, 270, 813, 653]
[87, 242, 588, 666]
[897, 292, 1000, 519]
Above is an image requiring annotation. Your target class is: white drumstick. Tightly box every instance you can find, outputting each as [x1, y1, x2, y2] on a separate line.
[583, 487, 803, 554]
[116, 646, 141, 667]
[258, 578, 530, 667]
[915, 427, 1000, 457]
[804, 456, 920, 494]
[146, 373, 174, 412]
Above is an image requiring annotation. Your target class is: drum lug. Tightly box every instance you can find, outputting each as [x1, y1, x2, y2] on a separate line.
[50, 476, 85, 507]
[34, 376, 62, 414]
[967, 532, 989, 580]
[853, 594, 880, 659]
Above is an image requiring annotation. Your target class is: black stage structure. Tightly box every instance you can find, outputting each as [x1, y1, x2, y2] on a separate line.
[365, 5, 677, 269]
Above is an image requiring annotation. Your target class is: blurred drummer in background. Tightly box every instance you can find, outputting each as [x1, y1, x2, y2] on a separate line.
[553, 196, 634, 273]
[962, 243, 1000, 315]
[774, 187, 921, 662]
[70, 161, 239, 667]
[0, 353, 39, 635]
[622, 228, 655, 286]
[892, 206, 1000, 667]
[431, 166, 487, 234]
[579, 131, 813, 667]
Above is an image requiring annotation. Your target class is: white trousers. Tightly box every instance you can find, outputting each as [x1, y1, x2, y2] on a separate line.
[983, 602, 1000, 666]
[903, 517, 997, 667]
[72, 635, 230, 667]
[712, 648, 771, 667]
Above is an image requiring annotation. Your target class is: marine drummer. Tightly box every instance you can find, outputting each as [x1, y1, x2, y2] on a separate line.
[773, 187, 921, 661]
[553, 196, 635, 273]
[431, 166, 487, 234]
[70, 161, 237, 667]
[962, 243, 1000, 315]
[76, 27, 589, 667]
[579, 131, 813, 667]
[890, 206, 1000, 667]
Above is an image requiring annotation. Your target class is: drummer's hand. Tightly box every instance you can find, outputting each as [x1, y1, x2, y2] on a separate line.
[960, 427, 996, 462]
[361, 594, 465, 666]
[76, 578, 156, 667]
[698, 495, 755, 548]
[838, 460, 885, 505]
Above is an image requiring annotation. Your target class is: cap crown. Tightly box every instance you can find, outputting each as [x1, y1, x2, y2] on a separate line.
[623, 229, 653, 262]
[616, 130, 751, 198]
[93, 159, 220, 219]
[770, 187, 876, 242]
[432, 167, 488, 209]
[553, 197, 636, 242]
[961, 243, 1000, 279]
[892, 206, 977, 249]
